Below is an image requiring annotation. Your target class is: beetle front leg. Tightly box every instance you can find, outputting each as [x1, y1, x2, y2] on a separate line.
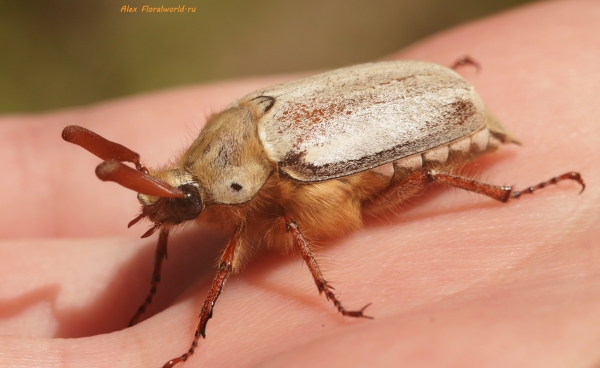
[129, 228, 169, 326]
[426, 170, 585, 202]
[285, 218, 373, 319]
[162, 228, 242, 368]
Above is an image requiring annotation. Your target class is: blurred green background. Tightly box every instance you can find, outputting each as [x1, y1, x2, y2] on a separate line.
[1, 0, 534, 113]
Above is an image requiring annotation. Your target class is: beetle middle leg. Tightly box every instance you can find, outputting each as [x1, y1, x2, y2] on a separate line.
[284, 217, 373, 319]
[162, 228, 243, 368]
[426, 169, 585, 202]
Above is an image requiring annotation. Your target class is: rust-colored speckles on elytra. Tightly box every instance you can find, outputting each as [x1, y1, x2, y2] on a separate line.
[445, 100, 475, 126]
[280, 99, 347, 128]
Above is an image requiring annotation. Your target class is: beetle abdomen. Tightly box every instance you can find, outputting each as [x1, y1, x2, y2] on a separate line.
[392, 124, 502, 172]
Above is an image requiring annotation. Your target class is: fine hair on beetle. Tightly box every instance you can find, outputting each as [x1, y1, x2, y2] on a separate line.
[61, 59, 584, 368]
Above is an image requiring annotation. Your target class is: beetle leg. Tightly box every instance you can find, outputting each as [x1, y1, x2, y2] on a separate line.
[285, 218, 373, 319]
[129, 228, 169, 326]
[450, 56, 481, 73]
[363, 169, 428, 217]
[162, 228, 242, 368]
[509, 172, 585, 197]
[426, 170, 585, 202]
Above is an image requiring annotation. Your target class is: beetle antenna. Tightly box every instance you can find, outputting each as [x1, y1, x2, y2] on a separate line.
[96, 160, 184, 198]
[61, 125, 184, 198]
[62, 125, 148, 172]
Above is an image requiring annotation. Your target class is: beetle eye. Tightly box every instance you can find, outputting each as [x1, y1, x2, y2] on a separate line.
[172, 184, 203, 221]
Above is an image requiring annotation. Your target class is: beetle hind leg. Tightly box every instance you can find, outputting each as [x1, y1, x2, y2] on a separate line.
[362, 169, 428, 218]
[285, 218, 373, 319]
[363, 168, 584, 218]
[426, 170, 585, 202]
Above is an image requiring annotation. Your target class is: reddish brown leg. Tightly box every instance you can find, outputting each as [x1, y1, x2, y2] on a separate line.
[509, 172, 585, 198]
[285, 218, 372, 319]
[427, 169, 585, 202]
[129, 228, 169, 327]
[450, 56, 481, 72]
[162, 229, 242, 368]
[363, 170, 428, 217]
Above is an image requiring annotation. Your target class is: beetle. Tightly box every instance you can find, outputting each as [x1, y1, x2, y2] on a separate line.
[61, 60, 584, 368]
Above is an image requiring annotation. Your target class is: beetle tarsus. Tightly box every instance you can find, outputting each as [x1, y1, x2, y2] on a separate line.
[338, 301, 373, 319]
[510, 171, 585, 198]
[427, 169, 585, 202]
[162, 356, 185, 368]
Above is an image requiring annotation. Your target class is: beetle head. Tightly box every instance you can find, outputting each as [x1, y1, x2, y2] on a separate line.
[135, 169, 205, 227]
[62, 125, 205, 235]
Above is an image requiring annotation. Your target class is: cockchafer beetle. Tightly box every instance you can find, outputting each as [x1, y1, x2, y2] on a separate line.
[61, 60, 584, 368]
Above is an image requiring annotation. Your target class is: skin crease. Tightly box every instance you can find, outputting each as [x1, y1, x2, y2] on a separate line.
[0, 0, 599, 367]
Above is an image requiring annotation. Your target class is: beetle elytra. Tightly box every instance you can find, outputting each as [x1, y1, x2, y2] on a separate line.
[61, 60, 584, 368]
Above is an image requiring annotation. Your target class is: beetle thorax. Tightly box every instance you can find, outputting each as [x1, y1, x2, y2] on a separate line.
[182, 106, 273, 205]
